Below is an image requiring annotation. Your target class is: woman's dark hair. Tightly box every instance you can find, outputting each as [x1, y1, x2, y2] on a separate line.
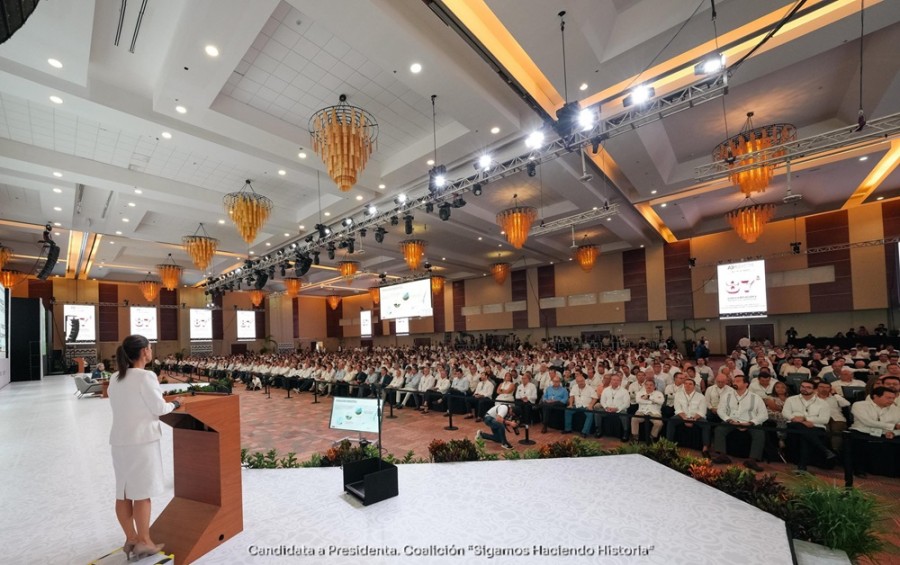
[116, 334, 149, 380]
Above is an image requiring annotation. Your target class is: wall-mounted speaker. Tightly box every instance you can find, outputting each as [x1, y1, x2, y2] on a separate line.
[36, 243, 59, 280]
[66, 317, 80, 343]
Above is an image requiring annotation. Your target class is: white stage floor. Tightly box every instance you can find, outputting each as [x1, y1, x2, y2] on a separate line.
[0, 376, 793, 564]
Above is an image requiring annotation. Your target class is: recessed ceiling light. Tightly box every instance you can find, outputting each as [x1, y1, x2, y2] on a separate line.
[660, 203, 667, 208]
[205, 45, 220, 57]
[651, 190, 657, 194]
[278, 169, 286, 176]
[579, 82, 588, 91]
[54, 232, 60, 236]
[53, 206, 62, 211]
[52, 171, 63, 177]
[249, 251, 255, 255]
[134, 188, 142, 194]
[115, 231, 122, 235]
[378, 183, 386, 189]
[859, 156, 869, 161]
[49, 95, 63, 104]
[175, 105, 187, 114]
[355, 195, 363, 201]
[876, 196, 884, 201]
[550, 261, 554, 265]
[607, 217, 612, 221]
[109, 241, 115, 244]
[299, 225, 305, 230]
[161, 131, 172, 139]
[426, 159, 435, 166]
[53, 222, 61, 226]
[442, 257, 446, 260]
[410, 62, 422, 74]
[265, 242, 271, 246]
[640, 244, 645, 248]
[490, 126, 500, 134]
[218, 219, 226, 224]
[593, 206, 598, 210]
[47, 58, 63, 69]
[324, 211, 331, 216]
[284, 233, 291, 237]
[498, 244, 502, 247]
[569, 257, 573, 261]
[500, 230, 505, 235]
[127, 202, 136, 207]
[122, 217, 130, 222]
[52, 187, 62, 193]
[298, 151, 307, 159]
[477, 237, 482, 241]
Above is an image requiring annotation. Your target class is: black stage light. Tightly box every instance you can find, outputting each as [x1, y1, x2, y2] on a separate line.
[316, 224, 327, 238]
[688, 257, 696, 269]
[439, 203, 451, 221]
[359, 228, 367, 238]
[327, 242, 336, 260]
[790, 242, 801, 255]
[390, 215, 399, 226]
[404, 214, 414, 235]
[374, 227, 386, 243]
[423, 261, 432, 270]
[472, 183, 482, 196]
[347, 238, 355, 254]
[526, 162, 536, 177]
[312, 251, 320, 265]
[452, 196, 466, 208]
[305, 235, 314, 243]
[425, 202, 434, 213]
[280, 264, 287, 277]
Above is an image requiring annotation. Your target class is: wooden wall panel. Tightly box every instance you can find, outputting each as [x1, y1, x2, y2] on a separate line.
[27, 279, 53, 310]
[325, 299, 343, 338]
[453, 280, 466, 332]
[98, 283, 119, 342]
[537, 265, 556, 328]
[884, 199, 900, 307]
[159, 289, 178, 341]
[255, 308, 266, 341]
[511, 269, 528, 329]
[212, 293, 223, 340]
[292, 297, 300, 339]
[806, 211, 852, 312]
[664, 240, 693, 320]
[432, 286, 446, 333]
[622, 248, 648, 322]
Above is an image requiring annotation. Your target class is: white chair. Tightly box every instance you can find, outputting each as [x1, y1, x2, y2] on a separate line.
[74, 376, 103, 398]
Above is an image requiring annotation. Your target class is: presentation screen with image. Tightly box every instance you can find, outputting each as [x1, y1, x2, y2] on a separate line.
[63, 304, 96, 342]
[236, 310, 256, 340]
[717, 259, 768, 318]
[129, 307, 158, 341]
[329, 397, 383, 434]
[360, 310, 372, 338]
[379, 278, 432, 320]
[190, 308, 213, 340]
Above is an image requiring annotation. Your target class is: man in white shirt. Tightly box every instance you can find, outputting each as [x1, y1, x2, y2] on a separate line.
[748, 371, 776, 398]
[466, 372, 495, 421]
[705, 373, 734, 425]
[563, 372, 597, 437]
[831, 367, 867, 399]
[630, 379, 665, 442]
[666, 378, 710, 453]
[595, 373, 631, 440]
[780, 357, 811, 380]
[849, 387, 900, 476]
[695, 357, 714, 388]
[816, 381, 849, 454]
[712, 375, 768, 471]
[782, 380, 836, 472]
[476, 402, 517, 450]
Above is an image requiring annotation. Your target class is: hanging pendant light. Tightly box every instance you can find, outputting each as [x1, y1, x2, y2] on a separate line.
[726, 200, 776, 244]
[491, 262, 510, 285]
[400, 239, 427, 271]
[249, 289, 266, 308]
[338, 260, 359, 279]
[0, 269, 26, 288]
[138, 272, 161, 302]
[327, 295, 341, 310]
[497, 193, 537, 249]
[431, 275, 445, 294]
[712, 112, 796, 196]
[308, 94, 378, 192]
[223, 179, 273, 244]
[369, 287, 380, 305]
[156, 253, 182, 291]
[0, 242, 13, 271]
[284, 277, 302, 297]
[574, 235, 599, 273]
[182, 223, 219, 271]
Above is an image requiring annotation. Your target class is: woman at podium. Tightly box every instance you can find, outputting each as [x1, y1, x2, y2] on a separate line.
[108, 334, 187, 561]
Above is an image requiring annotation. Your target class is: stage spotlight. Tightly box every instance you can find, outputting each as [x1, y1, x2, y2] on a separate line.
[327, 242, 336, 260]
[347, 238, 355, 254]
[374, 227, 386, 243]
[394, 194, 407, 205]
[694, 53, 725, 75]
[295, 254, 312, 276]
[359, 228, 367, 237]
[623, 85, 654, 107]
[428, 165, 447, 193]
[425, 202, 434, 213]
[790, 242, 802, 255]
[312, 251, 320, 265]
[390, 215, 399, 226]
[452, 196, 466, 208]
[342, 217, 353, 227]
[403, 214, 414, 235]
[366, 204, 377, 216]
[527, 162, 536, 177]
[525, 130, 544, 149]
[472, 183, 483, 196]
[304, 235, 314, 243]
[578, 108, 595, 131]
[438, 203, 451, 221]
[423, 261, 432, 270]
[478, 154, 492, 170]
[316, 224, 327, 238]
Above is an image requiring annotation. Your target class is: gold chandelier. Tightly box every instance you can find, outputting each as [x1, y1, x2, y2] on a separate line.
[338, 260, 359, 279]
[249, 289, 266, 308]
[400, 239, 427, 271]
[497, 193, 537, 249]
[0, 269, 26, 288]
[223, 179, 273, 244]
[431, 275, 445, 294]
[575, 237, 599, 273]
[0, 242, 12, 271]
[182, 223, 219, 272]
[284, 277, 302, 297]
[156, 253, 183, 291]
[369, 287, 380, 305]
[712, 112, 796, 196]
[308, 94, 378, 192]
[491, 262, 510, 285]
[327, 295, 341, 310]
[726, 201, 776, 244]
[138, 273, 161, 302]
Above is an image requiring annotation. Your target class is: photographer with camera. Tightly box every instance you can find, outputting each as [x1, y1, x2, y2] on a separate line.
[476, 401, 518, 450]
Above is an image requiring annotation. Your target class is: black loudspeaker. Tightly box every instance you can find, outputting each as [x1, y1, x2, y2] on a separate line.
[66, 317, 80, 343]
[36, 243, 60, 280]
[254, 272, 268, 289]
[0, 0, 42, 44]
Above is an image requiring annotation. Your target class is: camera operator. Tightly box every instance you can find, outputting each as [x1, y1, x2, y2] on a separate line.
[476, 401, 518, 450]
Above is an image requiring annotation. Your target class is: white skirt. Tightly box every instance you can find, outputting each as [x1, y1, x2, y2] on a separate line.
[111, 441, 165, 500]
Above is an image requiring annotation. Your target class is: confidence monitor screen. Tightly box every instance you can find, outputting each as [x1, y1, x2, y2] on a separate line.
[190, 308, 213, 340]
[360, 310, 372, 338]
[236, 310, 256, 340]
[329, 396, 383, 434]
[717, 259, 768, 318]
[379, 278, 433, 320]
[63, 304, 96, 343]
[129, 307, 158, 341]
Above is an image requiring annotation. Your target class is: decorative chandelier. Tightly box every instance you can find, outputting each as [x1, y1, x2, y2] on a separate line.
[327, 295, 341, 310]
[575, 236, 599, 273]
[400, 239, 427, 271]
[223, 179, 273, 244]
[497, 193, 537, 249]
[726, 201, 776, 244]
[156, 253, 183, 291]
[0, 269, 25, 288]
[712, 112, 796, 196]
[338, 260, 359, 279]
[138, 272, 161, 302]
[182, 223, 219, 272]
[284, 277, 302, 297]
[369, 287, 380, 305]
[491, 262, 510, 285]
[0, 242, 12, 271]
[431, 275, 445, 294]
[249, 289, 266, 308]
[308, 94, 378, 192]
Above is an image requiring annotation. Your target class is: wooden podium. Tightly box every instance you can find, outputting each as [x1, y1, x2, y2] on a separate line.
[151, 394, 243, 564]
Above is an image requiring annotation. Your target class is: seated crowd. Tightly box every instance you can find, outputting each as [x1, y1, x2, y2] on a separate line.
[161, 338, 900, 476]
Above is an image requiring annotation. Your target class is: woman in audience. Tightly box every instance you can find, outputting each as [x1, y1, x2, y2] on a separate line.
[495, 371, 517, 404]
[764, 380, 790, 458]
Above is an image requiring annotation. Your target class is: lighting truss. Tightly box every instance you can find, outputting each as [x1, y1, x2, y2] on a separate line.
[529, 205, 620, 236]
[695, 112, 900, 183]
[710, 236, 900, 268]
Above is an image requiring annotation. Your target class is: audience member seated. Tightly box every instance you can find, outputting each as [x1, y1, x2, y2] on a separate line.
[748, 371, 776, 398]
[630, 379, 664, 442]
[540, 373, 568, 433]
[831, 367, 867, 398]
[514, 372, 538, 426]
[421, 368, 450, 414]
[782, 380, 836, 473]
[815, 381, 849, 454]
[711, 374, 767, 472]
[465, 372, 495, 420]
[666, 377, 709, 454]
[850, 386, 900, 477]
[705, 373, 733, 425]
[594, 373, 631, 440]
[563, 371, 597, 438]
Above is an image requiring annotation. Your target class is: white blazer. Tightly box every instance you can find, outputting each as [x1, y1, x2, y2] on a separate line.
[108, 368, 176, 446]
